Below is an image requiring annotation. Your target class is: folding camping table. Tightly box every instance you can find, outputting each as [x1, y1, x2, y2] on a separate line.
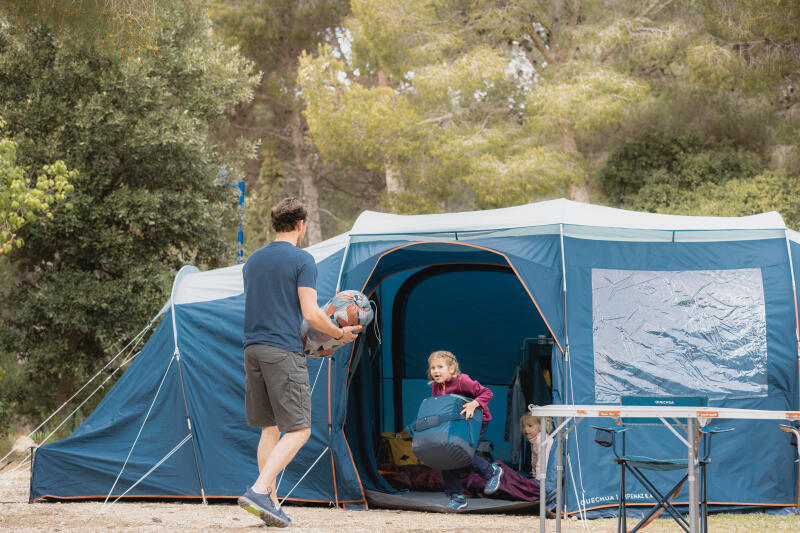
[529, 404, 800, 533]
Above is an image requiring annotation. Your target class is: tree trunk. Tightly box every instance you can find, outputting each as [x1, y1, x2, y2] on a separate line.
[560, 129, 579, 155]
[377, 70, 402, 198]
[289, 107, 322, 245]
[569, 183, 590, 202]
[560, 129, 589, 202]
[385, 162, 401, 195]
[56, 374, 74, 410]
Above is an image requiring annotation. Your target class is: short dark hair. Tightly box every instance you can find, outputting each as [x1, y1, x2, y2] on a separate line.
[271, 197, 307, 232]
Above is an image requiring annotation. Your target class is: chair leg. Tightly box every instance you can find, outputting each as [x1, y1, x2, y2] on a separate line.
[626, 467, 690, 533]
[701, 464, 708, 533]
[619, 463, 627, 533]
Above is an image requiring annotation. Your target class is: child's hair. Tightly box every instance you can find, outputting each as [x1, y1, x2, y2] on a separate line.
[520, 411, 553, 433]
[426, 350, 461, 382]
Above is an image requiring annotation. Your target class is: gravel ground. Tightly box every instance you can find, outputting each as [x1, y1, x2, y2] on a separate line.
[2, 468, 800, 532]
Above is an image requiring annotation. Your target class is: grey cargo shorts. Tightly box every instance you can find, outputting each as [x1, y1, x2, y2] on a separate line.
[244, 344, 311, 432]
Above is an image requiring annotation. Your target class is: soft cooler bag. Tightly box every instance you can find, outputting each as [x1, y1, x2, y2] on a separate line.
[406, 394, 483, 470]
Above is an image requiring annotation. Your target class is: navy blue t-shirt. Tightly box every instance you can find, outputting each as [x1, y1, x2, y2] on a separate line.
[242, 241, 317, 352]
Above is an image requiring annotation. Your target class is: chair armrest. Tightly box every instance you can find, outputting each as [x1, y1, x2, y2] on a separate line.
[779, 424, 800, 452]
[700, 425, 734, 435]
[780, 424, 800, 463]
[699, 425, 733, 462]
[591, 425, 627, 433]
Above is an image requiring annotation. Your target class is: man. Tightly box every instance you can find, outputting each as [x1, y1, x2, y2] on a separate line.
[238, 198, 361, 527]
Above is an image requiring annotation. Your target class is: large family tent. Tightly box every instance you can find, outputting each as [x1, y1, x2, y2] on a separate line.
[30, 199, 800, 517]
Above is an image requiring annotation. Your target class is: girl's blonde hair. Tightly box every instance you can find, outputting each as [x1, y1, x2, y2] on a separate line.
[520, 411, 553, 432]
[426, 350, 461, 383]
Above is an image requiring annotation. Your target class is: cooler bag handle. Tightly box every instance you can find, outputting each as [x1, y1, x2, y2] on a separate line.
[411, 414, 464, 433]
[407, 406, 484, 436]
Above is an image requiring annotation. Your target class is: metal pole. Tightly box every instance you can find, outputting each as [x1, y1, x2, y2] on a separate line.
[175, 351, 207, 505]
[237, 181, 245, 264]
[559, 224, 569, 404]
[687, 417, 698, 533]
[539, 416, 547, 532]
[556, 419, 563, 533]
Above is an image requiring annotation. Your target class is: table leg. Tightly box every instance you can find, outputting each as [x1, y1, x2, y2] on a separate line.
[539, 417, 547, 532]
[556, 419, 562, 533]
[687, 417, 699, 533]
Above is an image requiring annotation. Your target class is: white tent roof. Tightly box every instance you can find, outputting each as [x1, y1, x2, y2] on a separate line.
[163, 233, 349, 309]
[161, 199, 796, 310]
[351, 198, 787, 235]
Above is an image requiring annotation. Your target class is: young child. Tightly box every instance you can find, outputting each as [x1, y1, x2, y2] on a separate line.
[428, 350, 503, 510]
[520, 412, 553, 479]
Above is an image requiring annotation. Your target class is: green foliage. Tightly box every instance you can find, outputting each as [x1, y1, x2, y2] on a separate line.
[211, 0, 370, 245]
[528, 64, 650, 138]
[660, 170, 800, 227]
[0, 0, 169, 55]
[599, 133, 767, 213]
[299, 1, 599, 213]
[0, 1, 257, 419]
[299, 46, 423, 172]
[0, 124, 77, 253]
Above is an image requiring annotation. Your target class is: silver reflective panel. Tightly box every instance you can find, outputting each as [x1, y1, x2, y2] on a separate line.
[592, 268, 768, 403]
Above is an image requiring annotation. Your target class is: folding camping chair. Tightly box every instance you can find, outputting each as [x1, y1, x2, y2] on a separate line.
[593, 396, 732, 533]
[779, 424, 800, 462]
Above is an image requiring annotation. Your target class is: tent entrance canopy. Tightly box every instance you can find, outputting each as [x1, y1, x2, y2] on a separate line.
[341, 241, 559, 498]
[342, 239, 566, 353]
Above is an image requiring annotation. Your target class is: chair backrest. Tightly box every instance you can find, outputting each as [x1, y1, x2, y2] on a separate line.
[621, 395, 708, 425]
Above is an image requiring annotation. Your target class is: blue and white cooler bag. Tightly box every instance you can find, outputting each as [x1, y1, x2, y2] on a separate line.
[406, 394, 483, 470]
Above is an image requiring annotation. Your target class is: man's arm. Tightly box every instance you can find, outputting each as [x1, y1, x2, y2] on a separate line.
[298, 286, 361, 343]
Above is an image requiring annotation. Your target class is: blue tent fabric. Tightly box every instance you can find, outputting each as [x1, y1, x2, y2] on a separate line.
[555, 236, 799, 514]
[31, 314, 203, 500]
[29, 200, 800, 517]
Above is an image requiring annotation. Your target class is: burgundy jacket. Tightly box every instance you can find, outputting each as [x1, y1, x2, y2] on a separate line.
[431, 373, 493, 421]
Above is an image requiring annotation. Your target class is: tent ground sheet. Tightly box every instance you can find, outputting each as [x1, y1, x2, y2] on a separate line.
[364, 489, 537, 514]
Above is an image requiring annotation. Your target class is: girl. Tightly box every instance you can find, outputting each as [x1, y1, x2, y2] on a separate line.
[428, 350, 503, 510]
[520, 411, 553, 479]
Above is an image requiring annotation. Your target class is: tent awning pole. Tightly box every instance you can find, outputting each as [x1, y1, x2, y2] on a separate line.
[334, 236, 352, 292]
[783, 229, 800, 507]
[169, 267, 208, 505]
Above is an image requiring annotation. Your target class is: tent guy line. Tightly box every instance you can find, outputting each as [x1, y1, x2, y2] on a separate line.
[38, 347, 144, 452]
[276, 358, 327, 496]
[99, 433, 193, 514]
[0, 319, 154, 472]
[101, 353, 176, 510]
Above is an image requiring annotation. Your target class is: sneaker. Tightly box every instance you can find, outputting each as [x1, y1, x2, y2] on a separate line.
[275, 504, 292, 526]
[484, 462, 503, 495]
[447, 494, 467, 511]
[238, 487, 290, 527]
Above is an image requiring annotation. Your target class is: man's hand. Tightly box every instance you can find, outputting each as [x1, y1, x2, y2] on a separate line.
[338, 325, 362, 344]
[299, 287, 363, 344]
[460, 400, 480, 419]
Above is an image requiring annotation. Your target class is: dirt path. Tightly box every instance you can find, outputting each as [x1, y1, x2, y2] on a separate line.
[2, 469, 799, 532]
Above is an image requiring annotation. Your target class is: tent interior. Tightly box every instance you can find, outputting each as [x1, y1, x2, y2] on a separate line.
[343, 244, 554, 511]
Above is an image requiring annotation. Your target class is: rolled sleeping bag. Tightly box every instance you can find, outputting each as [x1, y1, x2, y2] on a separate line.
[407, 393, 483, 470]
[301, 290, 374, 357]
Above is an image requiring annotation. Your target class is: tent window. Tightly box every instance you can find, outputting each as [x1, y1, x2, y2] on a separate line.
[592, 268, 768, 403]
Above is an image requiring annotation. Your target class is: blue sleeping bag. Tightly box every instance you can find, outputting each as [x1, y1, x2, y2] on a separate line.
[406, 394, 483, 470]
